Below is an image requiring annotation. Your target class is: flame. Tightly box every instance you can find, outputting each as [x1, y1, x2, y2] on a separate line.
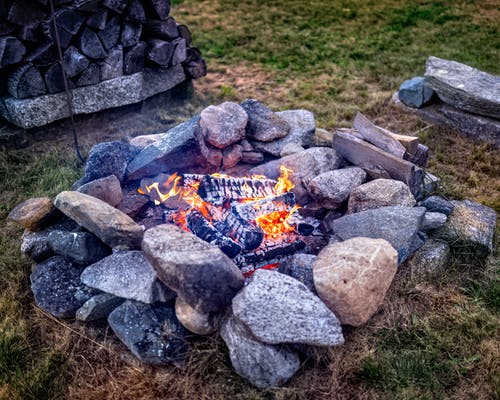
[274, 166, 294, 195]
[255, 204, 300, 238]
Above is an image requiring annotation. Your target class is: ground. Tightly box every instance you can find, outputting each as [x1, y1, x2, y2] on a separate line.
[0, 0, 499, 399]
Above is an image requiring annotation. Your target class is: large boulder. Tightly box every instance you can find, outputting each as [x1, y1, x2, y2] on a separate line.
[199, 102, 248, 148]
[54, 191, 143, 249]
[81, 251, 174, 303]
[241, 99, 290, 142]
[30, 256, 97, 318]
[8, 197, 59, 232]
[347, 178, 416, 213]
[142, 224, 244, 313]
[313, 237, 398, 326]
[108, 300, 188, 365]
[220, 313, 300, 389]
[232, 269, 344, 346]
[328, 206, 426, 264]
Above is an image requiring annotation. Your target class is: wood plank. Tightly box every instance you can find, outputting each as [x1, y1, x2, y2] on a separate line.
[353, 112, 406, 158]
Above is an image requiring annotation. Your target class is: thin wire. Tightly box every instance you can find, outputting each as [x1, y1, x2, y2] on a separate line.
[48, 0, 85, 163]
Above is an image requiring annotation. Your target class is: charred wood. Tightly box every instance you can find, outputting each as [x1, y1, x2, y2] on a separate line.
[214, 210, 264, 251]
[231, 192, 296, 221]
[235, 238, 306, 268]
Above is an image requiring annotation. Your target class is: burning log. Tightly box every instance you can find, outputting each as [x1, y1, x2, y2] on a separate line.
[186, 211, 241, 258]
[231, 192, 296, 221]
[198, 175, 277, 205]
[214, 210, 264, 251]
[286, 214, 318, 236]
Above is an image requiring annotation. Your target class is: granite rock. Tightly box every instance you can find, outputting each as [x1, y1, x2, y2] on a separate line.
[48, 230, 110, 264]
[422, 212, 447, 231]
[420, 195, 454, 215]
[241, 99, 290, 142]
[175, 296, 220, 335]
[129, 133, 163, 148]
[280, 142, 304, 157]
[200, 102, 248, 149]
[222, 143, 243, 169]
[398, 77, 435, 108]
[8, 197, 58, 232]
[313, 128, 333, 147]
[76, 293, 125, 322]
[405, 239, 451, 278]
[117, 193, 149, 218]
[76, 175, 123, 207]
[278, 254, 317, 294]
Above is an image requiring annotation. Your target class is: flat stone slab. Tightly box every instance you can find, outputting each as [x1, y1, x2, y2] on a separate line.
[0, 65, 186, 129]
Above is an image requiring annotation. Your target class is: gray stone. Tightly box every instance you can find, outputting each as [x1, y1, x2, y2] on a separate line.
[48, 230, 110, 264]
[398, 77, 435, 108]
[220, 313, 300, 389]
[175, 296, 220, 335]
[76, 175, 123, 207]
[54, 191, 144, 250]
[433, 200, 497, 252]
[108, 300, 188, 365]
[313, 128, 333, 147]
[348, 178, 416, 214]
[81, 251, 174, 304]
[126, 116, 210, 180]
[405, 239, 451, 278]
[195, 128, 223, 168]
[278, 254, 317, 294]
[307, 167, 367, 209]
[8, 197, 58, 232]
[280, 142, 304, 157]
[241, 99, 290, 142]
[142, 224, 244, 313]
[76, 293, 125, 322]
[250, 109, 315, 156]
[425, 56, 500, 119]
[328, 206, 427, 264]
[420, 195, 454, 215]
[80, 141, 140, 185]
[241, 151, 264, 164]
[222, 143, 242, 169]
[117, 193, 149, 218]
[30, 256, 96, 318]
[233, 269, 344, 346]
[200, 102, 248, 149]
[422, 212, 447, 231]
[0, 65, 187, 129]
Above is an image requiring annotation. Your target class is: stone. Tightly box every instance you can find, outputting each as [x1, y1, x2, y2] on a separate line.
[0, 66, 187, 129]
[194, 127, 223, 168]
[278, 254, 317, 295]
[420, 195, 454, 215]
[241, 99, 290, 142]
[76, 293, 125, 322]
[405, 239, 451, 278]
[76, 175, 123, 207]
[249, 147, 342, 203]
[8, 197, 58, 232]
[348, 178, 416, 214]
[250, 109, 315, 157]
[117, 193, 149, 218]
[129, 133, 163, 148]
[328, 206, 427, 264]
[425, 56, 500, 119]
[48, 230, 110, 264]
[126, 116, 210, 180]
[433, 200, 497, 253]
[241, 151, 264, 164]
[307, 167, 367, 209]
[313, 128, 333, 147]
[78, 141, 139, 186]
[232, 269, 344, 346]
[422, 212, 447, 231]
[200, 102, 248, 149]
[175, 296, 220, 335]
[108, 300, 188, 365]
[142, 224, 244, 313]
[280, 142, 304, 157]
[313, 237, 398, 327]
[398, 77, 435, 108]
[81, 251, 174, 304]
[222, 143, 242, 169]
[30, 256, 96, 318]
[54, 191, 144, 250]
[220, 313, 300, 389]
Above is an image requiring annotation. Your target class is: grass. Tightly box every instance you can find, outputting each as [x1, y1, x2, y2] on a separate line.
[0, 0, 499, 399]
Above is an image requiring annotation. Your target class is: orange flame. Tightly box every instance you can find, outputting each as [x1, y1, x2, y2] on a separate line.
[274, 166, 294, 195]
[255, 204, 300, 238]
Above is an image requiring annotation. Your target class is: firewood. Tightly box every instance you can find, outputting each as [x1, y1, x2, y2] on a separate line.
[144, 17, 178, 40]
[78, 27, 108, 59]
[62, 45, 89, 77]
[143, 0, 171, 20]
[121, 22, 142, 47]
[404, 143, 429, 168]
[353, 112, 406, 158]
[170, 37, 186, 66]
[177, 24, 191, 46]
[99, 44, 122, 81]
[103, 0, 128, 14]
[0, 36, 26, 68]
[235, 238, 306, 269]
[45, 62, 75, 93]
[55, 9, 85, 34]
[125, 0, 146, 23]
[0, 20, 15, 36]
[75, 62, 100, 86]
[17, 24, 43, 43]
[85, 8, 107, 30]
[98, 16, 120, 52]
[231, 192, 296, 221]
[8, 63, 46, 98]
[146, 39, 175, 66]
[7, 0, 46, 27]
[214, 210, 264, 251]
[25, 42, 57, 66]
[123, 41, 146, 74]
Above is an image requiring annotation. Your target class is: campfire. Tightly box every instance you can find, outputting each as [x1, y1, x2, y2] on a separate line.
[137, 166, 314, 276]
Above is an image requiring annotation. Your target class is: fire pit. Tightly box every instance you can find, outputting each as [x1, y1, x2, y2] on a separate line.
[8, 100, 497, 388]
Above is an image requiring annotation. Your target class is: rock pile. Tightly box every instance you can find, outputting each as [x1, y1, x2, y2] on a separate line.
[8, 100, 497, 388]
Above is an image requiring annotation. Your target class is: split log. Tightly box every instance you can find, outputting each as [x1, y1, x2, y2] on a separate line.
[177, 24, 191, 46]
[55, 9, 85, 34]
[146, 39, 175, 66]
[214, 210, 264, 251]
[235, 238, 306, 269]
[376, 125, 419, 156]
[404, 143, 429, 168]
[143, 0, 171, 20]
[0, 36, 26, 68]
[103, 0, 128, 14]
[123, 41, 146, 74]
[7, 0, 46, 27]
[286, 214, 318, 236]
[78, 27, 108, 59]
[353, 112, 406, 158]
[45, 62, 75, 93]
[99, 44, 122, 80]
[26, 42, 57, 66]
[0, 20, 15, 36]
[126, 0, 146, 23]
[240, 150, 264, 164]
[333, 129, 424, 195]
[144, 17, 178, 40]
[121, 22, 142, 47]
[185, 47, 202, 63]
[75, 62, 100, 86]
[197, 175, 277, 205]
[85, 8, 107, 30]
[170, 37, 186, 66]
[98, 16, 120, 52]
[8, 64, 46, 98]
[231, 192, 296, 221]
[186, 211, 242, 258]
[62, 45, 89, 77]
[17, 25, 43, 43]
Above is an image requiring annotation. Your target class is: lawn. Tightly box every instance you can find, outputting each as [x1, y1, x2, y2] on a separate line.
[0, 0, 499, 399]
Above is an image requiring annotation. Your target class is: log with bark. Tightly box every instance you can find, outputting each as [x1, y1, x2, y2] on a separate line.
[8, 63, 46, 98]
